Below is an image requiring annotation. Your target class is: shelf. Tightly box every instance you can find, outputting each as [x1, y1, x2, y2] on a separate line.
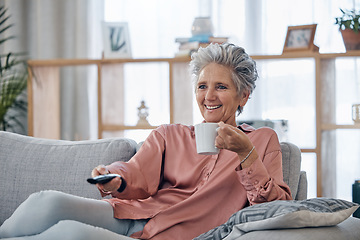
[318, 50, 360, 58]
[300, 148, 317, 153]
[252, 52, 320, 60]
[27, 59, 99, 66]
[102, 124, 158, 131]
[26, 51, 360, 68]
[27, 57, 191, 67]
[251, 50, 360, 60]
[322, 124, 360, 130]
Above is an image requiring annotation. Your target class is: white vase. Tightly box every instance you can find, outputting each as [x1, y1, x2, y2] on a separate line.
[191, 17, 214, 36]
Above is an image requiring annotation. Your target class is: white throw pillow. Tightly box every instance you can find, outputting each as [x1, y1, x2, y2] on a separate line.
[194, 198, 359, 240]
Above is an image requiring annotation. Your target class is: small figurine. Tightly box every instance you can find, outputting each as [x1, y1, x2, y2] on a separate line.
[136, 100, 150, 126]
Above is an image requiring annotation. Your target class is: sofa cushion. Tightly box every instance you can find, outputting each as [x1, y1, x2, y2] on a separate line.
[0, 131, 137, 225]
[194, 198, 359, 240]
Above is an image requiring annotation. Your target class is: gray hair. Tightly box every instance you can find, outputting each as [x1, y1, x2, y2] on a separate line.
[190, 43, 258, 114]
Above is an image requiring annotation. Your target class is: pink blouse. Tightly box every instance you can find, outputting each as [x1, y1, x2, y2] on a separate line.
[103, 124, 292, 239]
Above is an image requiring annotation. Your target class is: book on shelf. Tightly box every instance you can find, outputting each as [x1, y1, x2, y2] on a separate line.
[175, 36, 229, 57]
[208, 36, 229, 43]
[175, 36, 228, 44]
[175, 42, 212, 57]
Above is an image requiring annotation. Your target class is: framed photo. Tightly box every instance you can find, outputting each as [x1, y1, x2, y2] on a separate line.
[102, 22, 132, 58]
[283, 24, 318, 52]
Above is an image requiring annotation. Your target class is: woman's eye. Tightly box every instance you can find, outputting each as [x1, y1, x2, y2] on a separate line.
[198, 85, 206, 89]
[217, 85, 227, 90]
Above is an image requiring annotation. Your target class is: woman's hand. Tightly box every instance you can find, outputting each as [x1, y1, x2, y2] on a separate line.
[91, 164, 110, 177]
[91, 165, 122, 193]
[215, 121, 258, 168]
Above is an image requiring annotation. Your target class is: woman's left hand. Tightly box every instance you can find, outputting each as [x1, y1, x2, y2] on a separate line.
[215, 122, 258, 167]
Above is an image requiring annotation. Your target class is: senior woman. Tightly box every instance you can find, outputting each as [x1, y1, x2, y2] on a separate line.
[0, 43, 291, 240]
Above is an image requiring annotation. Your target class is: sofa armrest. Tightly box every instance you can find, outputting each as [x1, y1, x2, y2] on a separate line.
[280, 142, 301, 199]
[295, 171, 308, 200]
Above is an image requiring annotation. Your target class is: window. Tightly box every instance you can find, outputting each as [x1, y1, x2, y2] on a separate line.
[104, 0, 360, 200]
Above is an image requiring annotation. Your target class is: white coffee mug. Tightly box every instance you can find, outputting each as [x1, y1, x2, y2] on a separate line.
[194, 122, 219, 155]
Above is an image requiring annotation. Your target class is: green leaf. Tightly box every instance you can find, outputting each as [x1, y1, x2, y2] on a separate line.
[0, 24, 14, 35]
[0, 7, 7, 20]
[0, 70, 28, 122]
[335, 8, 360, 32]
[0, 15, 11, 27]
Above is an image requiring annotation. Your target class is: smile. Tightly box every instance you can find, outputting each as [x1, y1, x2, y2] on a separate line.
[205, 105, 222, 110]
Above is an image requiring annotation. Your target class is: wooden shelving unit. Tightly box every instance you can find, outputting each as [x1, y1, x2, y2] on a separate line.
[27, 57, 190, 139]
[27, 50, 360, 197]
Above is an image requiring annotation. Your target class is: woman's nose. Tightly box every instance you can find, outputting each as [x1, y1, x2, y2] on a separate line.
[205, 88, 216, 101]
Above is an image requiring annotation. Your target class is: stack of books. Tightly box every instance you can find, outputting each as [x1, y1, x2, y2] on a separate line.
[175, 36, 228, 57]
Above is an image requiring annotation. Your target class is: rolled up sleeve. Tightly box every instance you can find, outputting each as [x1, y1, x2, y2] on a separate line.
[236, 128, 292, 205]
[104, 128, 166, 200]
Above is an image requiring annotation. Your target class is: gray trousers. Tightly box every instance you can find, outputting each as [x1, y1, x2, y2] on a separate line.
[0, 190, 148, 240]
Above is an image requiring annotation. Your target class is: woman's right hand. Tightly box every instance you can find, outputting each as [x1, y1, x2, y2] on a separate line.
[91, 165, 122, 193]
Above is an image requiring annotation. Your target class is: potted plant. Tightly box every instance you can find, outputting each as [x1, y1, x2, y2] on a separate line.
[0, 6, 28, 134]
[335, 8, 360, 51]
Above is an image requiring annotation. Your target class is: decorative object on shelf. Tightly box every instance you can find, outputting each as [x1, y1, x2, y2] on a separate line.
[352, 103, 360, 124]
[0, 6, 28, 134]
[174, 36, 229, 57]
[191, 17, 214, 39]
[174, 17, 228, 57]
[283, 24, 319, 53]
[335, 8, 360, 51]
[102, 22, 132, 58]
[136, 100, 150, 126]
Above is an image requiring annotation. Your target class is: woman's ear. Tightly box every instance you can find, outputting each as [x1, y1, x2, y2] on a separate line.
[239, 90, 250, 107]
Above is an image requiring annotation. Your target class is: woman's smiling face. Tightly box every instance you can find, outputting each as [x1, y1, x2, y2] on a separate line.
[195, 63, 249, 126]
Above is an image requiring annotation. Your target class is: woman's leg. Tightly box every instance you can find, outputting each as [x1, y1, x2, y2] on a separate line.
[0, 190, 147, 238]
[1, 220, 138, 240]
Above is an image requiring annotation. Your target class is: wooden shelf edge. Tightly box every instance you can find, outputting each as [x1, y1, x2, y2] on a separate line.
[28, 57, 192, 67]
[252, 52, 320, 60]
[300, 148, 317, 153]
[28, 59, 99, 67]
[321, 124, 360, 130]
[319, 50, 360, 58]
[252, 51, 360, 60]
[27, 51, 360, 68]
[102, 124, 158, 131]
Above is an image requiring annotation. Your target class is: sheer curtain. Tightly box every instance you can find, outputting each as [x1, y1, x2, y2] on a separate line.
[3, 0, 103, 140]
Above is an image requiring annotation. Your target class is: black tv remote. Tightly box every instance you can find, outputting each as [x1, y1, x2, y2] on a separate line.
[87, 174, 121, 184]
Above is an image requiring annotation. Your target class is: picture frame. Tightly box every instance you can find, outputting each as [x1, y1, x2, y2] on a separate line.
[283, 24, 318, 53]
[102, 22, 132, 58]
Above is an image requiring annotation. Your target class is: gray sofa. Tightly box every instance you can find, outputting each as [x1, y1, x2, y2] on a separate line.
[1, 131, 359, 239]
